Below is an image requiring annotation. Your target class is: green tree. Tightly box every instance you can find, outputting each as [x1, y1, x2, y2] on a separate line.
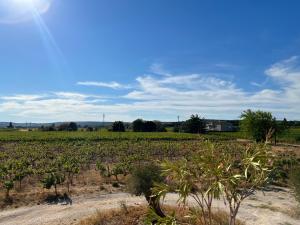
[143, 121, 157, 132]
[112, 121, 125, 132]
[240, 109, 276, 142]
[128, 164, 165, 219]
[57, 122, 78, 131]
[154, 121, 167, 132]
[132, 119, 160, 132]
[182, 114, 206, 134]
[68, 122, 78, 131]
[132, 119, 144, 132]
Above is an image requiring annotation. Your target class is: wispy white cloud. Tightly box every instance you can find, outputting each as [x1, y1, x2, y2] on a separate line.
[1, 57, 300, 122]
[251, 76, 270, 88]
[265, 56, 299, 80]
[1, 94, 45, 101]
[251, 82, 263, 87]
[54, 92, 89, 100]
[123, 57, 300, 119]
[150, 63, 172, 76]
[265, 56, 300, 104]
[0, 92, 112, 122]
[77, 81, 131, 89]
[53, 92, 106, 100]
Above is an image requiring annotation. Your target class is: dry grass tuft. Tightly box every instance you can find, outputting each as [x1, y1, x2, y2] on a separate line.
[78, 206, 147, 225]
[77, 205, 245, 225]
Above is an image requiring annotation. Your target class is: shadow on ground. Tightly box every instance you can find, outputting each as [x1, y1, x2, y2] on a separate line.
[44, 193, 73, 205]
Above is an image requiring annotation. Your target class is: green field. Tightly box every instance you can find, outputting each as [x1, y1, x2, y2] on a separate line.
[0, 129, 299, 143]
[277, 127, 300, 144]
[0, 130, 198, 141]
[0, 130, 234, 142]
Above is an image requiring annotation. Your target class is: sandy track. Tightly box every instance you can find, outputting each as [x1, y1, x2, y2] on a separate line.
[0, 193, 145, 225]
[0, 188, 299, 225]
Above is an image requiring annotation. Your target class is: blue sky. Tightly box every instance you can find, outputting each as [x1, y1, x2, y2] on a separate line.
[0, 0, 300, 122]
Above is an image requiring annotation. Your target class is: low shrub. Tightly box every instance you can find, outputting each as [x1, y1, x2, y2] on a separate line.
[270, 153, 299, 185]
[289, 165, 300, 204]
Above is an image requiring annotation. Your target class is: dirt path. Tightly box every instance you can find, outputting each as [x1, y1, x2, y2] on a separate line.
[0, 187, 299, 225]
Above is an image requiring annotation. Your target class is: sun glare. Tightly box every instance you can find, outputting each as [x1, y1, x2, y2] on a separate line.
[0, 0, 52, 23]
[13, 0, 41, 9]
[14, 0, 34, 3]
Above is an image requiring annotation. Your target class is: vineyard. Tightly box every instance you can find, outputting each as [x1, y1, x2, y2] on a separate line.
[0, 131, 210, 209]
[0, 130, 228, 142]
[0, 130, 300, 225]
[0, 128, 299, 142]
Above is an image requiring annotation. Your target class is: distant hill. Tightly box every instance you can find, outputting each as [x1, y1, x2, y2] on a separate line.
[0, 121, 113, 129]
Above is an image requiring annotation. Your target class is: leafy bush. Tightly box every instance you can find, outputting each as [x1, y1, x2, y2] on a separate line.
[128, 164, 165, 219]
[289, 166, 300, 204]
[0, 161, 15, 199]
[3, 181, 14, 199]
[96, 161, 111, 182]
[41, 172, 65, 195]
[154, 142, 272, 225]
[132, 119, 144, 132]
[154, 121, 167, 132]
[57, 122, 78, 131]
[270, 153, 298, 185]
[12, 159, 32, 189]
[112, 121, 126, 132]
[240, 109, 288, 142]
[132, 119, 165, 132]
[181, 114, 206, 134]
[111, 164, 125, 182]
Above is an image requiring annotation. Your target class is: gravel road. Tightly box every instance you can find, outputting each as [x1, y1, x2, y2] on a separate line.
[0, 187, 299, 225]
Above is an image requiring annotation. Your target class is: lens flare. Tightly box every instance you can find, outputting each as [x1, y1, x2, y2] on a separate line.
[0, 0, 67, 77]
[31, 7, 67, 76]
[0, 0, 52, 23]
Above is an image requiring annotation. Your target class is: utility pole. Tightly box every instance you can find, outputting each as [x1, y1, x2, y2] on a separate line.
[177, 115, 180, 133]
[102, 113, 105, 129]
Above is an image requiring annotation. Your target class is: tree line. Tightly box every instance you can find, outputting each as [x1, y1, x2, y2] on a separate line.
[25, 109, 292, 144]
[111, 115, 205, 133]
